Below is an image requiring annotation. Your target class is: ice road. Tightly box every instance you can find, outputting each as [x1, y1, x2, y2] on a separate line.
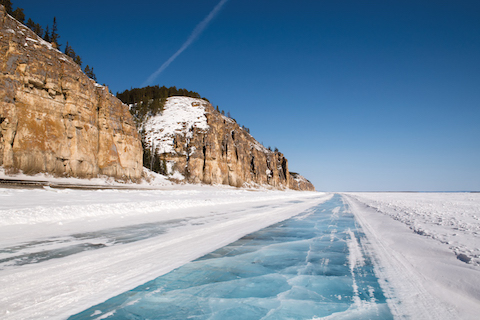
[0, 186, 328, 319]
[1, 187, 479, 319]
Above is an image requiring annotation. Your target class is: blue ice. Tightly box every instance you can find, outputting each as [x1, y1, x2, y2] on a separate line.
[69, 194, 393, 319]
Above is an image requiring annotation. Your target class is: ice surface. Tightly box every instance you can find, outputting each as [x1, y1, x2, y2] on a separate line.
[0, 187, 326, 320]
[0, 219, 184, 269]
[3, 188, 478, 319]
[69, 195, 393, 320]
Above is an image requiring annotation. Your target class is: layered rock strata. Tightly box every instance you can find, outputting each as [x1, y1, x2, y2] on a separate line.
[143, 97, 315, 191]
[289, 172, 315, 192]
[0, 6, 143, 180]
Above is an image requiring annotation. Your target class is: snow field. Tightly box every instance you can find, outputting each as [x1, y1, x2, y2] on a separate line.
[349, 192, 480, 266]
[344, 193, 480, 320]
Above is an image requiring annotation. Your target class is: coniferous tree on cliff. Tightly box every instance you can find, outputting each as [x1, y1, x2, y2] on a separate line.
[0, 0, 13, 14]
[84, 65, 97, 81]
[43, 25, 51, 42]
[50, 17, 61, 48]
[1, 0, 23, 22]
[11, 7, 24, 22]
[64, 42, 83, 66]
[64, 42, 73, 57]
[26, 18, 43, 37]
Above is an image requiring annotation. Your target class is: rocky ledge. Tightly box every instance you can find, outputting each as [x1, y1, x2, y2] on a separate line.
[0, 6, 143, 180]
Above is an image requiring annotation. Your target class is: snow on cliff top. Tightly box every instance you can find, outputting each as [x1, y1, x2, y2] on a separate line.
[143, 97, 209, 153]
[142, 96, 272, 156]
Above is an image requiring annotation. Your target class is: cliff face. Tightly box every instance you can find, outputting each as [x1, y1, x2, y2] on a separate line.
[143, 97, 315, 191]
[0, 7, 143, 180]
[289, 172, 316, 192]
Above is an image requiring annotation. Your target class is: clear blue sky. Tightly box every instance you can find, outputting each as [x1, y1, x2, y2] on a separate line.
[16, 0, 480, 191]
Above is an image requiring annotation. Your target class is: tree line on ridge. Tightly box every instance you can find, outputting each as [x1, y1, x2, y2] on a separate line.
[116, 85, 251, 136]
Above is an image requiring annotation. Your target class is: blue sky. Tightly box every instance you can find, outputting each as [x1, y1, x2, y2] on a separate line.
[16, 0, 480, 191]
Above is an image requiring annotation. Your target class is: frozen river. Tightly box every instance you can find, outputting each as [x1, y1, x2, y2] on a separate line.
[69, 195, 393, 319]
[1, 187, 478, 319]
[0, 187, 330, 319]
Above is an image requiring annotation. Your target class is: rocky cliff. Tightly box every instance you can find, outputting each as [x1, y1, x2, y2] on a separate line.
[143, 97, 315, 191]
[0, 6, 143, 180]
[289, 172, 315, 192]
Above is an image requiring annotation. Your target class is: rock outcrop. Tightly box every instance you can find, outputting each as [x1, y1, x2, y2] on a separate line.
[289, 172, 315, 191]
[143, 97, 315, 191]
[0, 6, 143, 180]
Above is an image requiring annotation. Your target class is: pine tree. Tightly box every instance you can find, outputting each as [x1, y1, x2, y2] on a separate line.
[27, 19, 44, 38]
[64, 42, 82, 66]
[74, 55, 82, 67]
[26, 18, 35, 30]
[12, 7, 24, 23]
[150, 98, 164, 115]
[84, 65, 97, 81]
[0, 0, 13, 15]
[50, 17, 60, 48]
[34, 23, 43, 37]
[43, 26, 51, 42]
[64, 41, 72, 56]
[160, 158, 167, 176]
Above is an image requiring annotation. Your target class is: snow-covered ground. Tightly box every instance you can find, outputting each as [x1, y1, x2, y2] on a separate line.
[1, 184, 479, 320]
[344, 193, 480, 320]
[0, 167, 175, 189]
[0, 183, 328, 320]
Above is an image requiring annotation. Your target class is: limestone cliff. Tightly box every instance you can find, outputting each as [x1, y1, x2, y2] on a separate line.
[0, 6, 143, 180]
[143, 97, 315, 191]
[289, 172, 316, 192]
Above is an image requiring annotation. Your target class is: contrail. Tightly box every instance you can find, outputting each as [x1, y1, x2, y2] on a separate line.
[143, 0, 230, 86]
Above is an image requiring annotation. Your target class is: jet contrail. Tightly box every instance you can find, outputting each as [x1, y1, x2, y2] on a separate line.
[143, 0, 230, 86]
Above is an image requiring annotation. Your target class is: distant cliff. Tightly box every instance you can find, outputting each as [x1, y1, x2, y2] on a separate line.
[142, 96, 315, 191]
[0, 6, 143, 180]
